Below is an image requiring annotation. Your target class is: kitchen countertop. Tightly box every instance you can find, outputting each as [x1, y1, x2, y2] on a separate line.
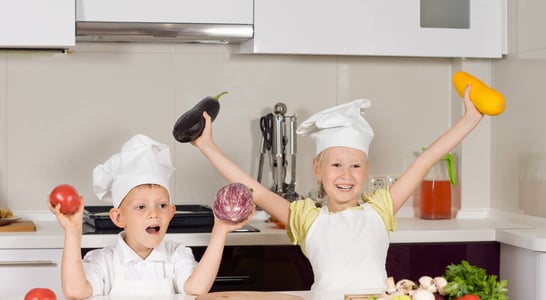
[0, 290, 362, 300]
[84, 290, 371, 300]
[2, 210, 546, 252]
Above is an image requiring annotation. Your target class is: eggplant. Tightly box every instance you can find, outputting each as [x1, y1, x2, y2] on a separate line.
[172, 91, 228, 143]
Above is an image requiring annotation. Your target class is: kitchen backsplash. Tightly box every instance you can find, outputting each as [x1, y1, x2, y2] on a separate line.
[0, 43, 485, 213]
[519, 153, 546, 218]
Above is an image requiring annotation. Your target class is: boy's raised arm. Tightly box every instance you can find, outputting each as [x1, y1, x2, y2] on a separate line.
[183, 212, 254, 295]
[48, 198, 93, 299]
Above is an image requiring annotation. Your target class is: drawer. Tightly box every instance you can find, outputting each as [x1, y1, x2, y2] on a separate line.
[0, 249, 62, 298]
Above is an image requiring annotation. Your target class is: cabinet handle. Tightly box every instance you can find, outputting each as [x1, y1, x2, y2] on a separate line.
[0, 260, 56, 266]
[214, 275, 252, 283]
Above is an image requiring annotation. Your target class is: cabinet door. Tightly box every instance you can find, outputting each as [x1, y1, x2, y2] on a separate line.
[192, 245, 313, 292]
[76, 0, 253, 24]
[500, 244, 546, 300]
[0, 249, 63, 298]
[387, 242, 500, 281]
[242, 0, 506, 58]
[0, 0, 75, 48]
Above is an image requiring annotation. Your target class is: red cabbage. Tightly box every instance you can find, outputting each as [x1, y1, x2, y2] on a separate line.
[213, 183, 253, 224]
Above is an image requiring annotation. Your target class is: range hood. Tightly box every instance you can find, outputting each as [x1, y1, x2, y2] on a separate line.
[75, 0, 254, 44]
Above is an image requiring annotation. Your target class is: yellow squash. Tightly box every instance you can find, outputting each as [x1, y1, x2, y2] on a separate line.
[452, 71, 506, 116]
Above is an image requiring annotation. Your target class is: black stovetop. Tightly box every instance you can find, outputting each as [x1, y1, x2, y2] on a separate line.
[82, 222, 260, 234]
[82, 204, 260, 234]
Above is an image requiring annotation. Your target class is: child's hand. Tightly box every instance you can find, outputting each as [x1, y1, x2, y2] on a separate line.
[463, 84, 484, 121]
[212, 204, 256, 234]
[48, 196, 84, 233]
[192, 111, 214, 148]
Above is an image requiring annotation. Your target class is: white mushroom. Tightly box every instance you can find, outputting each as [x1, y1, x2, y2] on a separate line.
[418, 275, 437, 293]
[395, 279, 416, 295]
[411, 288, 435, 300]
[385, 276, 397, 294]
[433, 276, 448, 295]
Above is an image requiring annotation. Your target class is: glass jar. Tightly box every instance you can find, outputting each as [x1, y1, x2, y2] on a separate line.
[419, 153, 455, 219]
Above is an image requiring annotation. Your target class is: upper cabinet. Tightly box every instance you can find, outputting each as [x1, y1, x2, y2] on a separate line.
[240, 0, 507, 58]
[75, 0, 254, 44]
[0, 0, 508, 58]
[0, 0, 75, 49]
[76, 0, 252, 24]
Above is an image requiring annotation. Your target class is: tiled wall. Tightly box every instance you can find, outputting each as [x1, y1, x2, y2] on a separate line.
[0, 42, 490, 214]
[492, 0, 546, 216]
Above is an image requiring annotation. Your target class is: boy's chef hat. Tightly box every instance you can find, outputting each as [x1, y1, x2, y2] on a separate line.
[296, 99, 374, 155]
[93, 134, 175, 208]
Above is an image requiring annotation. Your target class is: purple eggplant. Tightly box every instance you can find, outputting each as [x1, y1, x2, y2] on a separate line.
[173, 91, 228, 143]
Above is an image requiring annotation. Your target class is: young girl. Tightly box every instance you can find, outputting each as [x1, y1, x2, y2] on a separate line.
[192, 85, 483, 295]
[49, 134, 253, 299]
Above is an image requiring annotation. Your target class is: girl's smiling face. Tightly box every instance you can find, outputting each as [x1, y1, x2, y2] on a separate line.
[110, 184, 175, 259]
[313, 146, 369, 211]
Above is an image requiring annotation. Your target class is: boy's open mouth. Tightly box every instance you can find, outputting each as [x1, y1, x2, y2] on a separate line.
[146, 226, 160, 233]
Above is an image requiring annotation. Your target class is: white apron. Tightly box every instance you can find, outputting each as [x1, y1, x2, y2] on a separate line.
[109, 246, 176, 296]
[305, 202, 389, 294]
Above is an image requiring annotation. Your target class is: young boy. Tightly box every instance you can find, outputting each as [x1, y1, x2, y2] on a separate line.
[192, 85, 483, 295]
[49, 134, 253, 299]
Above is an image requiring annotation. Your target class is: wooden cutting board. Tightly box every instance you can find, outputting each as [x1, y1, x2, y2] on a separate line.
[196, 291, 304, 300]
[0, 220, 36, 232]
[344, 294, 382, 300]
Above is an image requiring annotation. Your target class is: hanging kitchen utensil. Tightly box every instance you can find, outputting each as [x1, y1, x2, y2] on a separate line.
[271, 111, 287, 193]
[287, 114, 297, 194]
[256, 103, 300, 201]
[257, 113, 273, 183]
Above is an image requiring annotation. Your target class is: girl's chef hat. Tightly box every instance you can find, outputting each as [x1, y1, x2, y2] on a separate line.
[93, 134, 175, 208]
[296, 99, 374, 155]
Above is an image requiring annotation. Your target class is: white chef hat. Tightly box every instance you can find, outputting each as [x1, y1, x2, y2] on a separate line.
[296, 99, 374, 155]
[93, 134, 175, 208]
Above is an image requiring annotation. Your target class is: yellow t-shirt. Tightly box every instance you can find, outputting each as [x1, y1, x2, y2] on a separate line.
[287, 187, 397, 255]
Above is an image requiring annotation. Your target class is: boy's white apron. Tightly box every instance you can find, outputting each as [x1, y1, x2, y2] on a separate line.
[305, 202, 389, 294]
[109, 247, 175, 296]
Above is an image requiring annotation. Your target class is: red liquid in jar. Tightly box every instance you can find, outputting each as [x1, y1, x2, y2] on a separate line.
[419, 180, 452, 219]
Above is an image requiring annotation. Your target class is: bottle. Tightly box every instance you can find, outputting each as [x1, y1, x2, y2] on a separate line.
[419, 152, 455, 219]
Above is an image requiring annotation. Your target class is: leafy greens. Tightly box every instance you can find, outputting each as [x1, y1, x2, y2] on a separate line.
[443, 260, 508, 300]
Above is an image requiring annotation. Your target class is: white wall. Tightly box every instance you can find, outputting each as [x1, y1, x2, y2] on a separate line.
[0, 42, 492, 213]
[492, 0, 546, 217]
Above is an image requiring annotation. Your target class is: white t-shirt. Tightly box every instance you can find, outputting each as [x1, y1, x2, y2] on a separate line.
[83, 232, 197, 296]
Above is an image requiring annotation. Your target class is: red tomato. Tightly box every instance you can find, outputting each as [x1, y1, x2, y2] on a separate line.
[49, 184, 81, 215]
[24, 288, 57, 300]
[455, 295, 481, 300]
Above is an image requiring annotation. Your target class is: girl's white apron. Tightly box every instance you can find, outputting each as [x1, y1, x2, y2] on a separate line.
[306, 202, 389, 294]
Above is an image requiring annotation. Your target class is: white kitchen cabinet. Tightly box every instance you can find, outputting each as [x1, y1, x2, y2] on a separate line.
[500, 244, 546, 300]
[76, 0, 253, 24]
[241, 0, 507, 58]
[0, 0, 75, 49]
[0, 249, 63, 298]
